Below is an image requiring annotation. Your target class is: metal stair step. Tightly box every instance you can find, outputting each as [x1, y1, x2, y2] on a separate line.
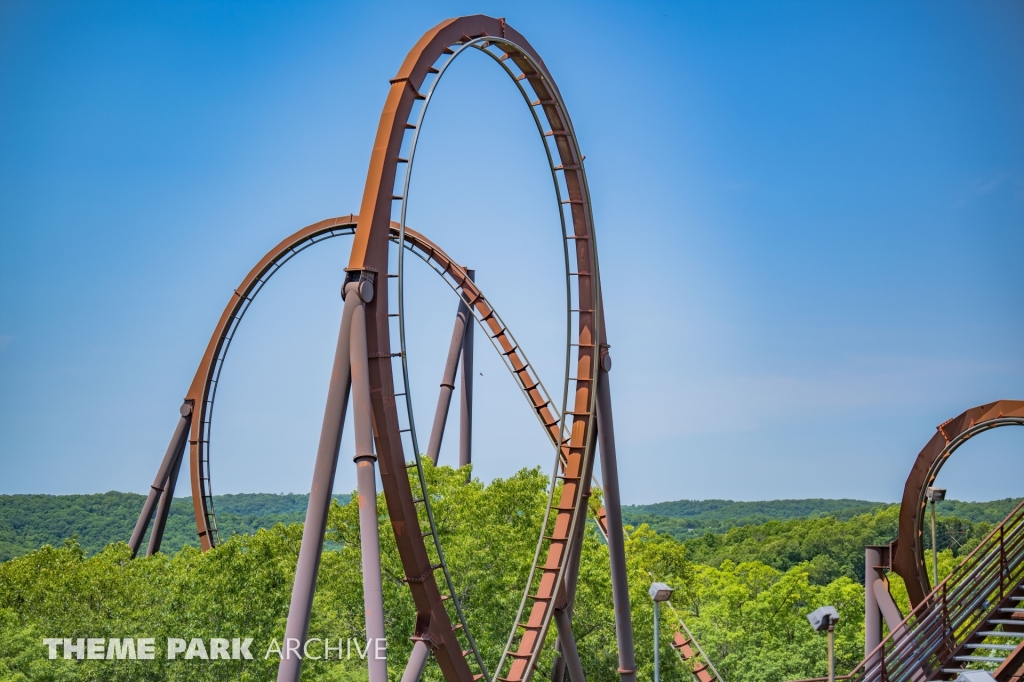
[999, 608, 1024, 613]
[976, 631, 1024, 638]
[967, 644, 1019, 650]
[954, 655, 1008, 663]
[988, 620, 1024, 625]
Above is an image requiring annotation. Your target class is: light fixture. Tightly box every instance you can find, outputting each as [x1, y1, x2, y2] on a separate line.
[649, 583, 675, 682]
[807, 606, 839, 682]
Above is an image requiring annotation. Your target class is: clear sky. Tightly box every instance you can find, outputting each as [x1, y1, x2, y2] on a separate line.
[1, 1, 1021, 504]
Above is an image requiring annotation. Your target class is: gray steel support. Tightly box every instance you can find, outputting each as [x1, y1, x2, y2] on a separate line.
[554, 607, 586, 682]
[128, 402, 192, 558]
[865, 546, 883, 657]
[400, 640, 431, 682]
[350, 294, 388, 682]
[596, 360, 638, 682]
[459, 269, 474, 469]
[277, 286, 360, 682]
[930, 500, 938, 587]
[873, 579, 904, 634]
[146, 439, 184, 556]
[551, 642, 567, 682]
[425, 290, 471, 464]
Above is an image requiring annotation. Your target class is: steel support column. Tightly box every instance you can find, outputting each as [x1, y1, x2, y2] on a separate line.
[350, 287, 388, 682]
[554, 607, 586, 682]
[425, 288, 471, 464]
[865, 546, 883, 658]
[459, 269, 474, 469]
[129, 402, 192, 558]
[401, 640, 431, 682]
[146, 441, 184, 556]
[277, 286, 360, 682]
[596, 358, 638, 682]
[551, 642, 567, 682]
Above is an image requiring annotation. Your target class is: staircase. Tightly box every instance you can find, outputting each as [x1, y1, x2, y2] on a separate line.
[847, 499, 1024, 682]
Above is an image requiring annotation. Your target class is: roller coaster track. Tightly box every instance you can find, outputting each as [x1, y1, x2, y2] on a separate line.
[794, 401, 1024, 682]
[666, 600, 725, 682]
[339, 17, 627, 682]
[127, 212, 618, 678]
[130, 15, 637, 682]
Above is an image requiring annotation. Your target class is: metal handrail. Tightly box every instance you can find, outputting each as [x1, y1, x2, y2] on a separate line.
[845, 498, 1024, 682]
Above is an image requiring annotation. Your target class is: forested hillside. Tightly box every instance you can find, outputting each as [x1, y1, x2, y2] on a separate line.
[0, 470, 1018, 681]
[0, 492, 349, 561]
[622, 497, 1021, 540]
[2, 493, 1015, 564]
[0, 465, 869, 682]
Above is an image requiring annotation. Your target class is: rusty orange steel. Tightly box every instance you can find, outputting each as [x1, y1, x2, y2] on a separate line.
[344, 16, 609, 682]
[130, 15, 636, 682]
[892, 399, 1024, 608]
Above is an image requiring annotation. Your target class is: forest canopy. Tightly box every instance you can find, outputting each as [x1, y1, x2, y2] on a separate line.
[0, 473, 1015, 682]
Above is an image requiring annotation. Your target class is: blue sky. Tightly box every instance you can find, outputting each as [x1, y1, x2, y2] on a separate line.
[0, 1, 1021, 504]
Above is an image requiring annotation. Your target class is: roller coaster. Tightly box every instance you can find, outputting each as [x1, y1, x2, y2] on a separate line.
[125, 14, 1024, 682]
[129, 15, 637, 682]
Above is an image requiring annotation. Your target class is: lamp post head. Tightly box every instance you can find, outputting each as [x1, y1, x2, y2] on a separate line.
[807, 605, 839, 632]
[926, 487, 947, 503]
[649, 582, 674, 603]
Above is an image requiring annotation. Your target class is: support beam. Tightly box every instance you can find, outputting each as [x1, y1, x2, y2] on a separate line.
[554, 607, 586, 682]
[596, 357, 639, 682]
[459, 269, 474, 470]
[401, 640, 431, 682]
[551, 641, 567, 682]
[128, 402, 192, 558]
[873, 579, 904, 634]
[277, 283, 361, 682]
[351, 291, 388, 682]
[146, 439, 184, 556]
[425, 289, 471, 464]
[865, 546, 884, 657]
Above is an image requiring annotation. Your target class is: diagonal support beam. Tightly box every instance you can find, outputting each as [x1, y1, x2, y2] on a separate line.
[425, 286, 471, 464]
[277, 280, 361, 682]
[553, 607, 586, 682]
[146, 437, 185, 556]
[129, 401, 192, 558]
[401, 640, 432, 682]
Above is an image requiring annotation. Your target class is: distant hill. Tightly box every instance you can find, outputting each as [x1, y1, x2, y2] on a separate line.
[622, 497, 1023, 541]
[0, 491, 349, 561]
[3, 492, 1019, 565]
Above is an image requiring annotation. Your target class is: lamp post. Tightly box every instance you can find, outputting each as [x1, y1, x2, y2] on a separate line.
[807, 606, 840, 682]
[649, 582, 674, 682]
[926, 487, 946, 585]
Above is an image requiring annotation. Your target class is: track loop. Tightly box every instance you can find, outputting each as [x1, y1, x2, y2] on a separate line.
[383, 22, 603, 681]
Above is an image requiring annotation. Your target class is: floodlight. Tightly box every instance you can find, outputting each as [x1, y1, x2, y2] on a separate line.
[649, 582, 675, 682]
[807, 605, 840, 632]
[926, 487, 946, 502]
[649, 582, 674, 602]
